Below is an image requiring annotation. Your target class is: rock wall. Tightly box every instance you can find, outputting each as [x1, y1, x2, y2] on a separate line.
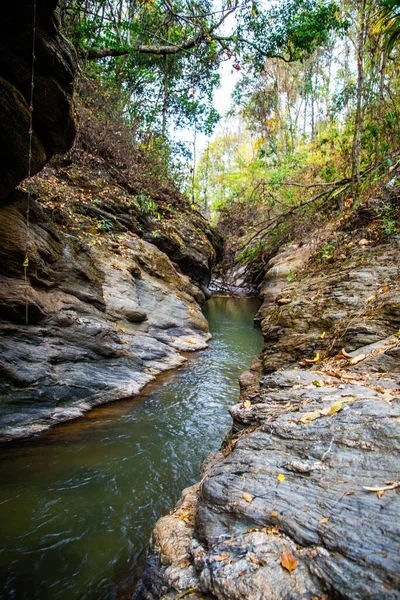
[0, 188, 215, 441]
[135, 193, 400, 599]
[0, 0, 76, 201]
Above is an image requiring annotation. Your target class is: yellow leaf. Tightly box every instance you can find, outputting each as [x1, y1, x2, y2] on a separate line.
[23, 257, 29, 267]
[327, 401, 344, 415]
[320, 331, 327, 339]
[312, 380, 322, 387]
[271, 511, 279, 518]
[299, 410, 321, 423]
[319, 517, 330, 524]
[280, 549, 298, 573]
[177, 589, 196, 599]
[277, 474, 285, 483]
[243, 400, 252, 408]
[242, 492, 254, 503]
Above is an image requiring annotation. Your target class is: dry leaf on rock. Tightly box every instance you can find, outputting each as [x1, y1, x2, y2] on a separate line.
[363, 481, 400, 492]
[350, 354, 366, 365]
[214, 552, 230, 562]
[242, 492, 254, 503]
[277, 473, 285, 483]
[319, 517, 330, 524]
[299, 409, 321, 423]
[243, 400, 252, 408]
[280, 549, 298, 573]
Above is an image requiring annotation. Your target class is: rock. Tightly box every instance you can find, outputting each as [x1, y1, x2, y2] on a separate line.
[0, 192, 216, 442]
[136, 357, 400, 600]
[260, 237, 400, 373]
[0, 0, 76, 201]
[135, 224, 400, 600]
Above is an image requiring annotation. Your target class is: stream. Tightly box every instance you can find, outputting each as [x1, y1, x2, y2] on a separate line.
[0, 297, 263, 600]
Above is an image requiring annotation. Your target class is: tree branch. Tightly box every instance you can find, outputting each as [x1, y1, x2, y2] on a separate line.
[82, 7, 236, 59]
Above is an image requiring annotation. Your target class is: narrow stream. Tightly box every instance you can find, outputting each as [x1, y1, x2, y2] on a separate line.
[0, 297, 263, 600]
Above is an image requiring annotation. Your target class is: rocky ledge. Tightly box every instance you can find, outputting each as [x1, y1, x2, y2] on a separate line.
[134, 193, 400, 599]
[0, 167, 220, 442]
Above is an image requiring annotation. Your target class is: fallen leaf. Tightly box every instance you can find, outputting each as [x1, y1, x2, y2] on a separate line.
[262, 524, 281, 536]
[243, 400, 252, 408]
[214, 552, 230, 562]
[277, 298, 292, 304]
[350, 354, 366, 365]
[359, 238, 370, 246]
[271, 511, 279, 518]
[319, 517, 330, 524]
[376, 490, 385, 499]
[277, 474, 285, 483]
[363, 481, 400, 492]
[243, 492, 254, 503]
[320, 331, 327, 339]
[327, 400, 345, 415]
[177, 588, 196, 599]
[337, 348, 352, 360]
[299, 410, 321, 423]
[280, 549, 298, 573]
[248, 554, 260, 564]
[313, 380, 322, 387]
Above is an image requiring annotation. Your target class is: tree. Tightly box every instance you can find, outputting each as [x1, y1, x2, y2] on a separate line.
[375, 0, 400, 53]
[60, 0, 343, 140]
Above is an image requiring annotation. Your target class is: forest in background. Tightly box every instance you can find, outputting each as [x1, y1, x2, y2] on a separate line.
[57, 0, 400, 283]
[194, 0, 400, 282]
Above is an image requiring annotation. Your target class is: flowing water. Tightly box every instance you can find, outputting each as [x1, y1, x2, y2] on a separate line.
[0, 297, 262, 600]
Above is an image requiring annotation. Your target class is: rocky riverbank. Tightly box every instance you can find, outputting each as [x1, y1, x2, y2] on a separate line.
[134, 185, 400, 599]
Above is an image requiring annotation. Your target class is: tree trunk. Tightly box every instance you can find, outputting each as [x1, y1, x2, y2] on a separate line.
[351, 0, 368, 198]
[161, 54, 169, 139]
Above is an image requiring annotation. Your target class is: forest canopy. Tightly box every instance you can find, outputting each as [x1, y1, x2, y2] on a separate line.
[60, 0, 343, 137]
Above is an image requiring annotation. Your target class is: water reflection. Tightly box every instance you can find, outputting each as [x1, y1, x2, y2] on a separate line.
[0, 297, 262, 600]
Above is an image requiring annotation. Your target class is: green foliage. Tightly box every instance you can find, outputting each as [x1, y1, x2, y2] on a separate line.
[97, 218, 114, 232]
[135, 193, 163, 220]
[378, 202, 398, 235]
[319, 241, 336, 260]
[286, 269, 294, 281]
[375, 0, 400, 53]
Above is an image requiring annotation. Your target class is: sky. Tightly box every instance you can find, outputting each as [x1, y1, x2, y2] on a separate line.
[171, 5, 241, 161]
